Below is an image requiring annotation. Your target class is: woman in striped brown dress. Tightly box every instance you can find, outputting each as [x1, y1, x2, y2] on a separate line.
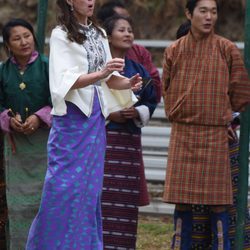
[101, 15, 157, 250]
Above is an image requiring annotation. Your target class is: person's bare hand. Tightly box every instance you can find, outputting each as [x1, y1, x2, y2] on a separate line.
[108, 111, 126, 123]
[101, 58, 125, 78]
[120, 107, 139, 119]
[22, 115, 40, 135]
[228, 125, 237, 142]
[129, 73, 142, 91]
[10, 116, 23, 133]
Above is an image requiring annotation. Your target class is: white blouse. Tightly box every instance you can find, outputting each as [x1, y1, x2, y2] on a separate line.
[49, 24, 120, 118]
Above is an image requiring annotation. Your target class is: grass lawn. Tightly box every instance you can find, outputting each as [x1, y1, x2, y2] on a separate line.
[136, 214, 173, 250]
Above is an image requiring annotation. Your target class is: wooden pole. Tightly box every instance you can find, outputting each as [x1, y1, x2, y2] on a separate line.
[36, 0, 48, 53]
[235, 0, 250, 247]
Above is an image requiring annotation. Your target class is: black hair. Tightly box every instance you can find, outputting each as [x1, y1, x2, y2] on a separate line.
[176, 20, 191, 39]
[97, 0, 126, 24]
[186, 0, 218, 15]
[2, 18, 38, 55]
[102, 14, 133, 37]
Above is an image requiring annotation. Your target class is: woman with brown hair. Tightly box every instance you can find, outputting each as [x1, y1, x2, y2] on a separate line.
[26, 1, 141, 249]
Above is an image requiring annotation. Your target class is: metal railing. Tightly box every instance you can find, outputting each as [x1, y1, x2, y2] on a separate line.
[135, 39, 245, 50]
[0, 36, 245, 50]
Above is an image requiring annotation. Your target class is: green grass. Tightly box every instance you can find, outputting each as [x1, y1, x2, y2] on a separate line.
[136, 215, 173, 250]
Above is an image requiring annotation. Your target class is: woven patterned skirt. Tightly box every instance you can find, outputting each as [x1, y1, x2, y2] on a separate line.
[164, 122, 232, 205]
[102, 130, 142, 250]
[26, 96, 106, 250]
[191, 139, 250, 249]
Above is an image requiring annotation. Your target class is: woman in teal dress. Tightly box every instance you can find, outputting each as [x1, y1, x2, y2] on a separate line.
[0, 18, 52, 250]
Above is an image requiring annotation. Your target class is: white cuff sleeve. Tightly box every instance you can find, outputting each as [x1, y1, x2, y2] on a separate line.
[134, 105, 150, 128]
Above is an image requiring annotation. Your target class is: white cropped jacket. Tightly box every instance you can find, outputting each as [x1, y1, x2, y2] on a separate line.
[49, 26, 121, 118]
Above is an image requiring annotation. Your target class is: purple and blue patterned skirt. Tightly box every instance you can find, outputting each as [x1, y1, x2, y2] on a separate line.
[26, 93, 106, 250]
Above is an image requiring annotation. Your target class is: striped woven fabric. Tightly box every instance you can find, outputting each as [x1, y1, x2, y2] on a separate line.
[0, 131, 7, 250]
[191, 139, 250, 249]
[164, 122, 232, 205]
[102, 130, 142, 250]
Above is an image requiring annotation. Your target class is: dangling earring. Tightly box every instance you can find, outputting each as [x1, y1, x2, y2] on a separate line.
[70, 4, 74, 11]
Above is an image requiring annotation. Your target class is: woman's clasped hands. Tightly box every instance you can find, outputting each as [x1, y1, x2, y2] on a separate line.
[10, 114, 40, 135]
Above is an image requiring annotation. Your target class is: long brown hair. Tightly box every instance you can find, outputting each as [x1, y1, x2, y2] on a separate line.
[56, 0, 105, 44]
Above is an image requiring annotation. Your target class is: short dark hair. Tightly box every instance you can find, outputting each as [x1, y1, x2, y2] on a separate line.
[2, 18, 37, 45]
[186, 0, 218, 15]
[2, 18, 38, 55]
[97, 0, 126, 24]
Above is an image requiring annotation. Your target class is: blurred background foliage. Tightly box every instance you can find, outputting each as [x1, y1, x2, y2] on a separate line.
[97, 0, 246, 40]
[0, 0, 246, 40]
[0, 0, 246, 61]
